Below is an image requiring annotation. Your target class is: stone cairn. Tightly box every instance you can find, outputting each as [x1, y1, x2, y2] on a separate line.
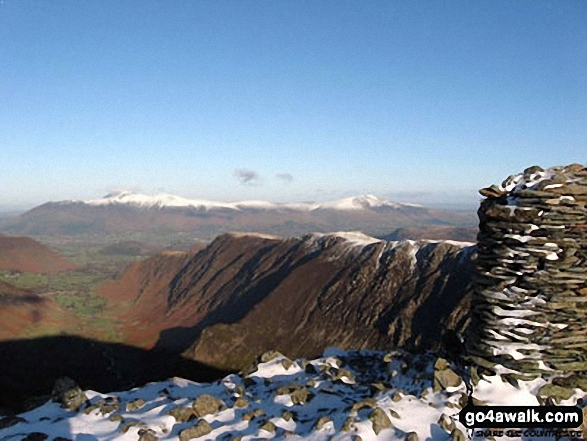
[468, 164, 587, 378]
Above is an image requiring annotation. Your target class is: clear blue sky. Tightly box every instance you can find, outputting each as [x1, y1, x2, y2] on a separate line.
[1, 1, 585, 209]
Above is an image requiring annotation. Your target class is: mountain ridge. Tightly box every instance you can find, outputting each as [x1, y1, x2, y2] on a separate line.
[99, 231, 476, 370]
[3, 193, 476, 239]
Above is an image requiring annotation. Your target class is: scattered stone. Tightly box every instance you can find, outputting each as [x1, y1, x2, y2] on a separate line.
[0, 415, 26, 429]
[537, 384, 575, 402]
[304, 363, 318, 374]
[278, 410, 295, 422]
[168, 406, 196, 422]
[179, 419, 213, 440]
[438, 413, 456, 432]
[138, 428, 159, 441]
[434, 358, 450, 371]
[242, 409, 265, 421]
[341, 416, 355, 432]
[433, 368, 462, 392]
[235, 385, 245, 396]
[368, 407, 393, 434]
[234, 397, 249, 408]
[315, 416, 332, 430]
[126, 398, 146, 412]
[259, 420, 277, 433]
[51, 377, 87, 411]
[351, 398, 377, 412]
[119, 419, 140, 433]
[290, 387, 314, 404]
[333, 368, 356, 383]
[450, 428, 466, 441]
[405, 432, 419, 441]
[370, 382, 389, 394]
[97, 397, 120, 415]
[259, 350, 284, 363]
[243, 378, 256, 388]
[83, 404, 99, 415]
[192, 394, 226, 417]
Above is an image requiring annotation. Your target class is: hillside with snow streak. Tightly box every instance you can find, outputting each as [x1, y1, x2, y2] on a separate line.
[96, 232, 475, 371]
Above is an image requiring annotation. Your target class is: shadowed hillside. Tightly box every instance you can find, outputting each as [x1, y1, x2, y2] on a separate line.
[0, 336, 230, 414]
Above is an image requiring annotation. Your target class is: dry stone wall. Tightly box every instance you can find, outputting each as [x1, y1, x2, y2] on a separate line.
[468, 164, 587, 377]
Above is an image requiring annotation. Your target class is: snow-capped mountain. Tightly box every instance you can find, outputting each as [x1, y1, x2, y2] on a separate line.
[3, 192, 475, 239]
[82, 191, 416, 212]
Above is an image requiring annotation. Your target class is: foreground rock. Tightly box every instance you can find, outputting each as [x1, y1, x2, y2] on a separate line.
[2, 349, 584, 440]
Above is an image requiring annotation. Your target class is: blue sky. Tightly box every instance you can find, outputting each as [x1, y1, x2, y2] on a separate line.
[0, 1, 585, 209]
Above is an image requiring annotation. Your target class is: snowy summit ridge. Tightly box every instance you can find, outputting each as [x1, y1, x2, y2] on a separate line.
[80, 192, 418, 211]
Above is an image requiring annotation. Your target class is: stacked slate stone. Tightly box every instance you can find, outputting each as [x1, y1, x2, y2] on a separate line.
[468, 164, 587, 378]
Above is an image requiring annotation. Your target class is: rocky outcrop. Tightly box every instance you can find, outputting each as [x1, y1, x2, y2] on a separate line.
[469, 164, 587, 377]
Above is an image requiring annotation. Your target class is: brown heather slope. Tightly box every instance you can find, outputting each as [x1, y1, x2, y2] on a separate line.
[0, 281, 77, 339]
[99, 250, 198, 347]
[0, 233, 76, 274]
[101, 232, 476, 371]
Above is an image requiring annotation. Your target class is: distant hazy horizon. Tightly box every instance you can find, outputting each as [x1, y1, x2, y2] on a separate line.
[1, 1, 585, 208]
[0, 189, 480, 212]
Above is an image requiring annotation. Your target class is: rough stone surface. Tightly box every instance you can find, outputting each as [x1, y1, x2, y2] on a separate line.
[126, 398, 146, 412]
[51, 377, 88, 412]
[168, 406, 196, 422]
[138, 429, 159, 441]
[469, 164, 587, 379]
[192, 394, 225, 417]
[368, 407, 392, 434]
[179, 419, 213, 440]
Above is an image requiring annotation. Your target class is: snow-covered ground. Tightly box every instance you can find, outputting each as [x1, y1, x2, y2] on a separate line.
[1, 349, 584, 441]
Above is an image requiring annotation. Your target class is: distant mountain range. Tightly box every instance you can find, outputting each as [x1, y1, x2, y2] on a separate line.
[1, 192, 476, 239]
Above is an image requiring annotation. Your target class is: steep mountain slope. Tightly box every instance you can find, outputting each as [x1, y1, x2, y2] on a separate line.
[0, 234, 76, 274]
[101, 232, 476, 371]
[2, 193, 476, 238]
